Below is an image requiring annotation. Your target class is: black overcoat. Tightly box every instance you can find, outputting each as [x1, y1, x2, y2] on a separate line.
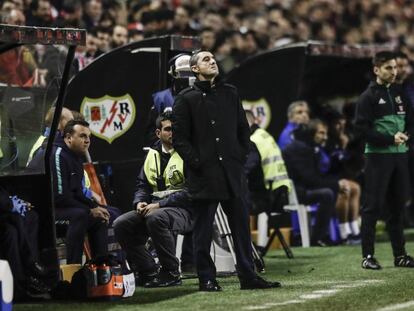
[172, 79, 250, 200]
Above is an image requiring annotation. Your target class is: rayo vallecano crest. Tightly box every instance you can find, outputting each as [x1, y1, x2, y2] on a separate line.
[242, 98, 272, 129]
[80, 94, 136, 144]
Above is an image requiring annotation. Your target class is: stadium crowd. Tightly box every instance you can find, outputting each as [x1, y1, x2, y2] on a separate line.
[1, 0, 414, 73]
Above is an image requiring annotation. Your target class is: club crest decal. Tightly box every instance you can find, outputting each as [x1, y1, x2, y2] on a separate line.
[242, 98, 272, 129]
[80, 94, 136, 144]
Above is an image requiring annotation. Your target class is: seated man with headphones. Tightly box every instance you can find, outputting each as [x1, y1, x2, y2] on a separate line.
[114, 111, 193, 288]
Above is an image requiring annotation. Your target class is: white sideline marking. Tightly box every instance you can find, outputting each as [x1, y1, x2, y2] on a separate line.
[243, 279, 383, 310]
[265, 300, 303, 306]
[300, 294, 324, 299]
[313, 289, 339, 294]
[244, 300, 303, 310]
[376, 301, 414, 311]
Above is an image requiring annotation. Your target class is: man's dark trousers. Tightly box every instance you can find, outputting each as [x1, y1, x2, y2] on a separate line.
[299, 188, 336, 243]
[193, 197, 256, 282]
[361, 153, 409, 257]
[114, 207, 193, 272]
[55, 207, 108, 264]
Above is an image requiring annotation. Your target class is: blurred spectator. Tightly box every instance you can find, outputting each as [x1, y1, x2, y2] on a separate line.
[395, 52, 412, 84]
[200, 27, 216, 50]
[95, 26, 112, 53]
[1, 0, 16, 12]
[213, 31, 236, 74]
[0, 9, 40, 87]
[73, 32, 100, 71]
[141, 9, 174, 38]
[172, 5, 197, 36]
[234, 30, 260, 63]
[83, 0, 102, 31]
[128, 28, 144, 43]
[111, 24, 128, 49]
[98, 10, 115, 29]
[53, 0, 85, 29]
[1, 7, 26, 25]
[26, 0, 53, 27]
[201, 10, 224, 33]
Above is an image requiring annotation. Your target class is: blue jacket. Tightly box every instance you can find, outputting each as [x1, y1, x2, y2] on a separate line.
[50, 142, 96, 210]
[278, 122, 297, 150]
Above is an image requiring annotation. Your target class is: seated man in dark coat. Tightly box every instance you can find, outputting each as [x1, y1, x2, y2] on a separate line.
[283, 119, 350, 246]
[50, 119, 109, 264]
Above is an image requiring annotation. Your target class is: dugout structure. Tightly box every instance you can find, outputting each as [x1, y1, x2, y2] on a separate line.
[226, 41, 395, 137]
[0, 24, 86, 277]
[65, 35, 200, 211]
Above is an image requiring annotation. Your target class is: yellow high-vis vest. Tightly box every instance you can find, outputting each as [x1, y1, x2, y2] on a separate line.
[143, 148, 185, 192]
[250, 128, 291, 192]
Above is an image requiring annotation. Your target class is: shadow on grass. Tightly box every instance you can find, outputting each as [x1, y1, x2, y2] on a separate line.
[122, 287, 199, 305]
[265, 253, 328, 260]
[15, 287, 199, 310]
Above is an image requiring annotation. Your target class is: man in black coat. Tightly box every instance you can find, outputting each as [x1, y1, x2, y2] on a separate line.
[172, 50, 280, 291]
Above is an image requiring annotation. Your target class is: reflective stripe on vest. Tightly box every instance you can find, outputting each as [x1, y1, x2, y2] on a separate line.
[143, 148, 185, 192]
[250, 128, 291, 191]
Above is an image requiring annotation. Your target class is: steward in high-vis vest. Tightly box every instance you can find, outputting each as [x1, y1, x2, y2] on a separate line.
[244, 111, 290, 215]
[114, 112, 193, 288]
[250, 127, 290, 192]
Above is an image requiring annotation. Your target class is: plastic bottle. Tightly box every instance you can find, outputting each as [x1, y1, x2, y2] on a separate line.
[97, 264, 111, 285]
[86, 264, 98, 287]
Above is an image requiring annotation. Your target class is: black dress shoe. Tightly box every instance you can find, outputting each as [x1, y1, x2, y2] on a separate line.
[144, 270, 182, 288]
[25, 276, 52, 299]
[135, 269, 159, 287]
[29, 261, 49, 277]
[199, 279, 222, 292]
[240, 275, 281, 290]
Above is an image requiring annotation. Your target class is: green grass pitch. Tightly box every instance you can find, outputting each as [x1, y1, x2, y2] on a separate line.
[15, 235, 414, 311]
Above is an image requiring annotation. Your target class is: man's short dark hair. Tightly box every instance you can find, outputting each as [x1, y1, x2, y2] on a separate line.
[395, 51, 408, 60]
[308, 118, 327, 137]
[155, 111, 173, 130]
[373, 51, 396, 67]
[63, 119, 89, 137]
[189, 49, 211, 69]
[189, 49, 215, 77]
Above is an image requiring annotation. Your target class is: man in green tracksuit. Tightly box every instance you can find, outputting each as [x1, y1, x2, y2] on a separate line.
[355, 51, 414, 270]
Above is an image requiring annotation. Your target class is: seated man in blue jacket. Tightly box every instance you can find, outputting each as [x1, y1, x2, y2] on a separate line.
[278, 100, 310, 150]
[114, 111, 193, 288]
[51, 119, 109, 264]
